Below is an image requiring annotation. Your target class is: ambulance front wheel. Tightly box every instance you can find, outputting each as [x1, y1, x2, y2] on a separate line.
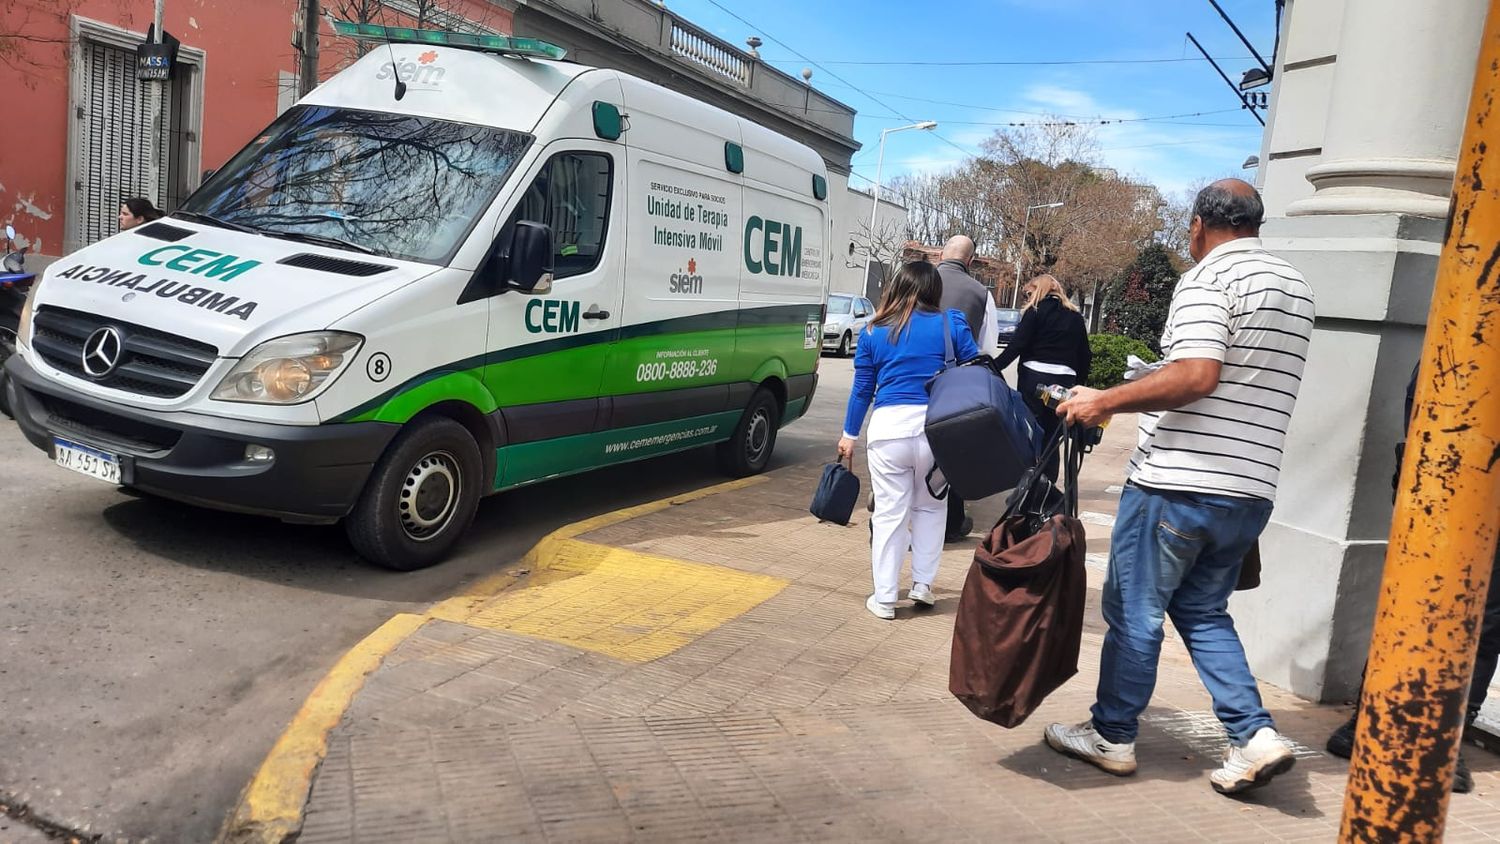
[345, 416, 483, 571]
[718, 388, 780, 477]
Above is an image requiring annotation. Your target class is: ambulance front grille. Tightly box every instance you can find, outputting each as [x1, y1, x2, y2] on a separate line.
[32, 306, 219, 399]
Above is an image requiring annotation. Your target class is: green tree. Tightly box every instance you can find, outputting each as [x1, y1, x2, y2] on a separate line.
[1103, 243, 1179, 353]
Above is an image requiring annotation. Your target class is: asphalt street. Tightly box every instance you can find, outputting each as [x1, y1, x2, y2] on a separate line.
[0, 357, 854, 843]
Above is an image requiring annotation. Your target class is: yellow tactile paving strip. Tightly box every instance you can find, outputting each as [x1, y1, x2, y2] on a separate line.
[431, 537, 787, 663]
[222, 476, 769, 844]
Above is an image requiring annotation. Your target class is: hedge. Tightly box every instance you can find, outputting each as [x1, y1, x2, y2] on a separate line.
[1087, 333, 1159, 390]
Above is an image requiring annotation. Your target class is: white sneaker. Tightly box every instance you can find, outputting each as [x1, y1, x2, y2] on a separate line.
[1044, 721, 1137, 776]
[865, 595, 896, 620]
[909, 583, 936, 606]
[1210, 727, 1296, 795]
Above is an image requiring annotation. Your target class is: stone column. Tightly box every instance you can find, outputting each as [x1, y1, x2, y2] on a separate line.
[1286, 0, 1487, 218]
[1233, 0, 1488, 702]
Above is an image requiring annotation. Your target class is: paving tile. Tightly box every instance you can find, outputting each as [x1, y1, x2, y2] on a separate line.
[297, 452, 1500, 842]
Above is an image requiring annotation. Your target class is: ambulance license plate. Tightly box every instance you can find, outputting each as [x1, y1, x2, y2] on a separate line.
[53, 438, 121, 485]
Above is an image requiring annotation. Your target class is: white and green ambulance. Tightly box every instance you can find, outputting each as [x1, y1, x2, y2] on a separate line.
[6, 25, 829, 569]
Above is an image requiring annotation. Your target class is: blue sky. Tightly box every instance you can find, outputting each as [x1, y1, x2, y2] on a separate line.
[668, 0, 1277, 197]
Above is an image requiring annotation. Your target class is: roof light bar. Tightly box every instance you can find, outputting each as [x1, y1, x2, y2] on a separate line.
[331, 20, 567, 60]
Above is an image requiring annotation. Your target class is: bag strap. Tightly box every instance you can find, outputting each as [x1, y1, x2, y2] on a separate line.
[1061, 425, 1083, 518]
[1000, 424, 1067, 520]
[941, 310, 956, 368]
[924, 464, 949, 500]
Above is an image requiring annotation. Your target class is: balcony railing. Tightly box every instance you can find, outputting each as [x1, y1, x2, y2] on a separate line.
[670, 21, 749, 86]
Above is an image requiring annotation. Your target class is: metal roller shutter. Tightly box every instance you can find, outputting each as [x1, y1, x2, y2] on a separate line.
[76, 38, 173, 245]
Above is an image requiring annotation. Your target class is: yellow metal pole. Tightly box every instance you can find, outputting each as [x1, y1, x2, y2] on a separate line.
[1341, 2, 1500, 839]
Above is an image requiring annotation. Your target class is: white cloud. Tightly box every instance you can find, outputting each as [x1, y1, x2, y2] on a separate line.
[1021, 84, 1140, 120]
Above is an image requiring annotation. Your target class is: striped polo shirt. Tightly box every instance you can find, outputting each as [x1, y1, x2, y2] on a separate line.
[1129, 237, 1315, 500]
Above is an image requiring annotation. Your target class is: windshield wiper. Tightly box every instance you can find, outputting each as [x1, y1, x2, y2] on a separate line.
[172, 210, 261, 235]
[262, 230, 379, 256]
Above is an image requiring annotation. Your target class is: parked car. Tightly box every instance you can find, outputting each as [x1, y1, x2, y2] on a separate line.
[994, 307, 1022, 346]
[822, 293, 874, 357]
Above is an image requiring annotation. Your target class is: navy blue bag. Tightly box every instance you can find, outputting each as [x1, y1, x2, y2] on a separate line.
[810, 455, 861, 525]
[925, 313, 1042, 500]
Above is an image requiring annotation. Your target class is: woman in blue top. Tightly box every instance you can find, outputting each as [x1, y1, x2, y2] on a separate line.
[838, 261, 979, 619]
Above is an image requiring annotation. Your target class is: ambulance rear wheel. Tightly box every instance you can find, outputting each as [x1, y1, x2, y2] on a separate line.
[718, 388, 780, 477]
[346, 416, 483, 571]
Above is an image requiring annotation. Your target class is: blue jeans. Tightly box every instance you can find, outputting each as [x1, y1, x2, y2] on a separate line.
[1091, 484, 1275, 746]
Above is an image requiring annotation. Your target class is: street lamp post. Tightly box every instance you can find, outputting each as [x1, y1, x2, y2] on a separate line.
[863, 120, 937, 294]
[1011, 201, 1064, 307]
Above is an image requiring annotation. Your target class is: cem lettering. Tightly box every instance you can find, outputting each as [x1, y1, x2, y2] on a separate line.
[743, 215, 803, 278]
[54, 263, 259, 321]
[139, 245, 261, 281]
[524, 299, 580, 334]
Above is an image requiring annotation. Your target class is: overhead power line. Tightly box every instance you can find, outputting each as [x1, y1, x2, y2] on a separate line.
[699, 0, 979, 160]
[765, 55, 1256, 67]
[855, 109, 1251, 129]
[804, 79, 1255, 125]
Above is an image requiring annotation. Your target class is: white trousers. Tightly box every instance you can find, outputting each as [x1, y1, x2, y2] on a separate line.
[867, 433, 946, 604]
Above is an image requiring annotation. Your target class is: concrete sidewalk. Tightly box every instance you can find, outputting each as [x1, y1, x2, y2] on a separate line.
[238, 425, 1500, 843]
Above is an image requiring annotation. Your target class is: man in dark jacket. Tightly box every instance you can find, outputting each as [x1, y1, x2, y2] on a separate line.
[935, 235, 998, 542]
[1324, 363, 1500, 794]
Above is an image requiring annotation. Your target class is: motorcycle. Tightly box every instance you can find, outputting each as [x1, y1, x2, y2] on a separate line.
[0, 223, 36, 418]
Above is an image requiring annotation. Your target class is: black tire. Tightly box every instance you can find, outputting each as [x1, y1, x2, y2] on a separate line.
[836, 332, 851, 357]
[345, 416, 483, 571]
[717, 388, 781, 477]
[0, 335, 13, 419]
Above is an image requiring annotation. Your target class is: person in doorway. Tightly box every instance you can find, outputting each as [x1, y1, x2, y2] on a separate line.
[993, 273, 1091, 477]
[118, 198, 163, 231]
[1323, 362, 1499, 794]
[839, 260, 979, 620]
[936, 234, 1001, 543]
[1043, 179, 1313, 795]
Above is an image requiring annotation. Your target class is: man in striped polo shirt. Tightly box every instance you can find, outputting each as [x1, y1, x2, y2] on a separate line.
[1044, 179, 1314, 795]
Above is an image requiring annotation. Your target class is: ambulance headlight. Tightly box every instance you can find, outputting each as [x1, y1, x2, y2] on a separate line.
[212, 332, 363, 404]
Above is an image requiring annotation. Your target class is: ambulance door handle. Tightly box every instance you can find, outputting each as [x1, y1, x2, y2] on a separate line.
[583, 308, 611, 320]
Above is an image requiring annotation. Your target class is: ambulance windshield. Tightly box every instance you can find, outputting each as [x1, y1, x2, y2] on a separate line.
[182, 105, 531, 264]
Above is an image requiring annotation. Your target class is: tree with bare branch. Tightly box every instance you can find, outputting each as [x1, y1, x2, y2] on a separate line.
[1, 0, 84, 87]
[322, 0, 499, 69]
[846, 214, 909, 292]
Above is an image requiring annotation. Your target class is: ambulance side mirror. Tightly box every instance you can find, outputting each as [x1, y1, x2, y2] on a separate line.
[503, 220, 554, 295]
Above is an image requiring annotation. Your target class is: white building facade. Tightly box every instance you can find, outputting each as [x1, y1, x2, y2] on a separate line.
[1235, 0, 1490, 702]
[826, 182, 909, 299]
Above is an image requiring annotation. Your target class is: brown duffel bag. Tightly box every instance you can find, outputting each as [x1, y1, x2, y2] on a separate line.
[949, 427, 1088, 728]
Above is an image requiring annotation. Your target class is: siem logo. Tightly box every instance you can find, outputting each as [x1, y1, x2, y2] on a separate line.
[669, 257, 704, 295]
[376, 56, 445, 87]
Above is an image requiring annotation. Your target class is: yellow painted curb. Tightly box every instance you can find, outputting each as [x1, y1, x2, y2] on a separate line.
[218, 474, 769, 843]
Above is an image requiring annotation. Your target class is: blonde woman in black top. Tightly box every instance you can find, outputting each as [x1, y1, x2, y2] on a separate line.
[994, 274, 1091, 475]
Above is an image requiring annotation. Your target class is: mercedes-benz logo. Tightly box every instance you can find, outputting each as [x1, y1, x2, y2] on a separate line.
[81, 327, 124, 377]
